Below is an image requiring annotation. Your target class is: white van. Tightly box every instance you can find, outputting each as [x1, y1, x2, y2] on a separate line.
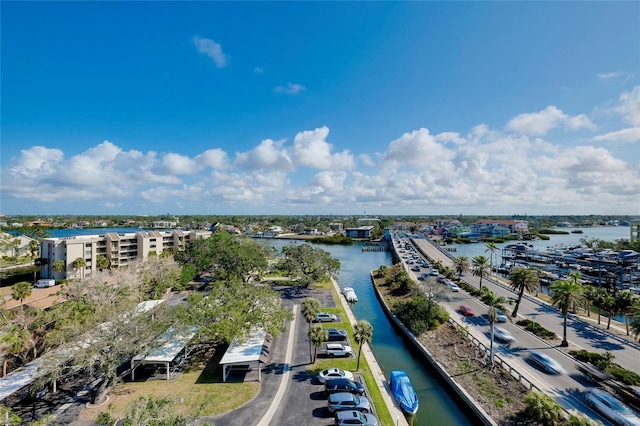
[36, 279, 55, 288]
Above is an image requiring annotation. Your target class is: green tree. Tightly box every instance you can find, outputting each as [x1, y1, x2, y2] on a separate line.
[353, 320, 373, 371]
[601, 293, 617, 330]
[279, 243, 340, 287]
[481, 287, 510, 365]
[29, 240, 40, 259]
[629, 302, 640, 341]
[523, 391, 563, 426]
[452, 256, 469, 277]
[471, 255, 491, 292]
[301, 298, 321, 363]
[550, 279, 584, 347]
[0, 324, 30, 376]
[583, 285, 598, 318]
[0, 405, 22, 425]
[615, 291, 637, 336]
[11, 281, 33, 309]
[308, 325, 328, 363]
[508, 268, 539, 318]
[72, 257, 86, 279]
[52, 259, 66, 276]
[96, 255, 110, 271]
[120, 395, 195, 426]
[484, 241, 499, 273]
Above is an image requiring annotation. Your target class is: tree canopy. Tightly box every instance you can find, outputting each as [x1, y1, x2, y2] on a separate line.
[278, 243, 340, 287]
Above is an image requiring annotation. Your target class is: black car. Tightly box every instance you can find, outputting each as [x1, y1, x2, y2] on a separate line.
[324, 378, 365, 396]
[326, 328, 348, 341]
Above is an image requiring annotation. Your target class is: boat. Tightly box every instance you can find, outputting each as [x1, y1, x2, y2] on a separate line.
[389, 370, 419, 415]
[342, 287, 358, 303]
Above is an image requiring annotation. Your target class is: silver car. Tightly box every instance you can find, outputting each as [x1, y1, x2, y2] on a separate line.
[585, 389, 640, 426]
[334, 410, 379, 426]
[327, 392, 371, 413]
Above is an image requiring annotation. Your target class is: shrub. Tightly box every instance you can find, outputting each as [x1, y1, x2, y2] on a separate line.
[569, 349, 640, 385]
[523, 391, 563, 425]
[516, 319, 557, 339]
[393, 296, 448, 335]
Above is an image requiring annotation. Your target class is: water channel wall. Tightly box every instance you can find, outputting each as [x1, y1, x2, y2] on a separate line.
[370, 272, 498, 426]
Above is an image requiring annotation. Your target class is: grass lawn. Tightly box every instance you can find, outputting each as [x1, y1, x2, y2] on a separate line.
[80, 344, 259, 422]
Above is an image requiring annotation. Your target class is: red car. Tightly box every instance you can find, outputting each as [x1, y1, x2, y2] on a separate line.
[459, 305, 475, 316]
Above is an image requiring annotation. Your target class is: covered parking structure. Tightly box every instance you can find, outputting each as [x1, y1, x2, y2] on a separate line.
[219, 329, 272, 382]
[130, 327, 197, 381]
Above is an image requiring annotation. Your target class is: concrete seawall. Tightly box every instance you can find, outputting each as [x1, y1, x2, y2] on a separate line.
[370, 273, 498, 426]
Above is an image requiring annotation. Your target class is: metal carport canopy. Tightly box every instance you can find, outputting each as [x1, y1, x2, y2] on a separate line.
[219, 329, 272, 382]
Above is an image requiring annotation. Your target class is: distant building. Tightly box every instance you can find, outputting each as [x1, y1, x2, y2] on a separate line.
[328, 223, 343, 232]
[40, 229, 211, 280]
[631, 220, 640, 242]
[345, 226, 374, 239]
[473, 220, 528, 238]
[0, 232, 36, 258]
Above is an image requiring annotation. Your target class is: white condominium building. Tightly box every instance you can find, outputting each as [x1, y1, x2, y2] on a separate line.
[40, 229, 211, 280]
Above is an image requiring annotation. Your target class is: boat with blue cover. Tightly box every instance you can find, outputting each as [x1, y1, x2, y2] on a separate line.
[389, 370, 419, 415]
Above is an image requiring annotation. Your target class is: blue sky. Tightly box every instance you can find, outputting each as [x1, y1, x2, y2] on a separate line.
[1, 1, 639, 216]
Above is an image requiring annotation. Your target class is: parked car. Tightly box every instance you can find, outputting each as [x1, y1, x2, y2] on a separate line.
[326, 343, 353, 358]
[319, 368, 354, 383]
[528, 351, 566, 375]
[447, 282, 460, 292]
[326, 328, 348, 341]
[459, 305, 475, 316]
[430, 269, 439, 276]
[334, 410, 379, 426]
[493, 327, 515, 343]
[327, 392, 371, 413]
[324, 378, 365, 396]
[316, 312, 338, 322]
[585, 389, 640, 426]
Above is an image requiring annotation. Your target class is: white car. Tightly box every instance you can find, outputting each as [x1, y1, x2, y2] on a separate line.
[326, 343, 353, 358]
[315, 312, 338, 322]
[528, 351, 566, 375]
[447, 282, 460, 292]
[318, 367, 354, 383]
[493, 327, 515, 343]
[585, 389, 640, 426]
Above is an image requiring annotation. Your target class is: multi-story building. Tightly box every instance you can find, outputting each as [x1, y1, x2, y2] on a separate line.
[40, 229, 211, 280]
[472, 219, 529, 238]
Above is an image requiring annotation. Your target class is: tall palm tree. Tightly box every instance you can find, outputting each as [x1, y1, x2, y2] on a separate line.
[11, 281, 33, 309]
[481, 287, 510, 365]
[484, 242, 499, 274]
[301, 298, 320, 362]
[615, 291, 637, 336]
[472, 255, 491, 292]
[593, 288, 608, 325]
[72, 257, 86, 279]
[550, 279, 584, 347]
[629, 301, 640, 341]
[353, 320, 373, 371]
[601, 294, 617, 330]
[452, 256, 470, 278]
[308, 325, 328, 363]
[508, 268, 539, 318]
[52, 259, 66, 277]
[582, 285, 598, 318]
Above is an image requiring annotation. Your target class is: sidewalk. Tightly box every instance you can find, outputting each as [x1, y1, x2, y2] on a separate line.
[331, 277, 409, 426]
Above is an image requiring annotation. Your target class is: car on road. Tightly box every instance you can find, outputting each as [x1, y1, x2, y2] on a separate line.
[327, 392, 371, 413]
[334, 410, 379, 426]
[326, 328, 348, 341]
[493, 327, 515, 343]
[316, 312, 338, 322]
[319, 368, 354, 383]
[324, 378, 365, 396]
[459, 305, 475, 316]
[495, 309, 508, 323]
[447, 282, 460, 292]
[528, 351, 566, 375]
[584, 389, 640, 426]
[411, 265, 421, 271]
[430, 269, 439, 276]
[326, 343, 353, 358]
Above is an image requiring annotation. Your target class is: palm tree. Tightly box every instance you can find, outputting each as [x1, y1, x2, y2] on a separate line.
[550, 279, 584, 347]
[452, 256, 469, 278]
[485, 242, 499, 274]
[601, 293, 617, 330]
[481, 287, 510, 365]
[629, 301, 640, 341]
[308, 325, 328, 363]
[583, 285, 598, 318]
[11, 281, 33, 309]
[472, 255, 491, 292]
[301, 298, 320, 362]
[615, 291, 637, 336]
[52, 259, 66, 277]
[353, 320, 373, 371]
[96, 255, 110, 271]
[593, 288, 608, 325]
[72, 257, 86, 279]
[508, 268, 539, 318]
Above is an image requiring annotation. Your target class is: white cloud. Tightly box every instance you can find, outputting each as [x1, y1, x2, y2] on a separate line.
[592, 128, 640, 144]
[615, 85, 640, 126]
[192, 36, 228, 68]
[382, 128, 455, 170]
[506, 106, 595, 135]
[197, 148, 229, 170]
[597, 71, 623, 80]
[291, 126, 354, 170]
[162, 153, 197, 175]
[234, 139, 294, 171]
[273, 82, 306, 95]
